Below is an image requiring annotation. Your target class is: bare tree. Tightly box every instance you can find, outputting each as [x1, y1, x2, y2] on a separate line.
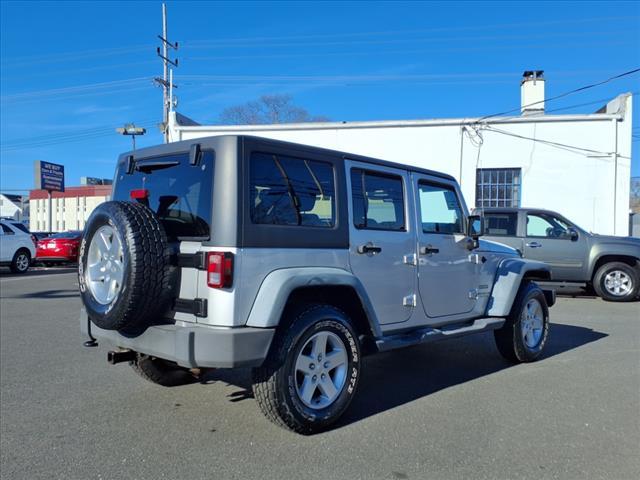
[630, 177, 640, 214]
[219, 94, 329, 125]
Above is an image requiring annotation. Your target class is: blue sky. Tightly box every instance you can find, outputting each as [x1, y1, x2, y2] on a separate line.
[1, 0, 639, 193]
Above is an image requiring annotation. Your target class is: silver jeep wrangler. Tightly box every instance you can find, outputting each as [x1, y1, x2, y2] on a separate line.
[79, 135, 555, 434]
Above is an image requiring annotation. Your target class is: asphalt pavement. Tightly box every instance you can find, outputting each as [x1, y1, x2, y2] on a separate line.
[1, 269, 639, 480]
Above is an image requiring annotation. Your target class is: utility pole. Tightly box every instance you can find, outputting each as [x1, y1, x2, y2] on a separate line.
[155, 3, 178, 143]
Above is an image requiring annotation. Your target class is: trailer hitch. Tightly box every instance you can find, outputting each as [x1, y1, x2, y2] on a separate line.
[107, 350, 137, 365]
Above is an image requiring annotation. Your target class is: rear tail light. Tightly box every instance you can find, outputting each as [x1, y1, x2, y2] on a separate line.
[31, 235, 37, 246]
[206, 252, 233, 288]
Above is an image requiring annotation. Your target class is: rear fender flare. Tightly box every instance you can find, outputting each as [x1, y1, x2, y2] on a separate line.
[245, 267, 382, 337]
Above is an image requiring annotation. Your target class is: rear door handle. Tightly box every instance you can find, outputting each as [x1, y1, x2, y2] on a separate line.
[420, 244, 439, 255]
[526, 241, 542, 248]
[357, 243, 382, 255]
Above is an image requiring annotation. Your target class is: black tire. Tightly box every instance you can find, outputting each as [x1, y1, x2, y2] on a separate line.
[130, 353, 198, 387]
[10, 249, 31, 274]
[592, 262, 640, 302]
[78, 201, 176, 334]
[494, 282, 550, 363]
[252, 305, 361, 434]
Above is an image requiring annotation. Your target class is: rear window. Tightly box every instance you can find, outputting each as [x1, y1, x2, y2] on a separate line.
[114, 151, 214, 239]
[10, 222, 29, 234]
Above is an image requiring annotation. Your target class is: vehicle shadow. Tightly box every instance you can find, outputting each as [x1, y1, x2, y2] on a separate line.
[0, 267, 77, 278]
[5, 289, 79, 299]
[199, 322, 607, 429]
[338, 322, 606, 427]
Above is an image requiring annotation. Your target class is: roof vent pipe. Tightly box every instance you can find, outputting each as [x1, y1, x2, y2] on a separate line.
[521, 70, 545, 116]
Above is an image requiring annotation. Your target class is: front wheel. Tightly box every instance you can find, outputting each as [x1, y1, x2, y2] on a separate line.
[10, 249, 31, 274]
[252, 305, 361, 434]
[593, 262, 639, 302]
[494, 282, 550, 363]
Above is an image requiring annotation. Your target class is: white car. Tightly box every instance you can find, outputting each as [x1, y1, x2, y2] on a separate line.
[0, 220, 36, 273]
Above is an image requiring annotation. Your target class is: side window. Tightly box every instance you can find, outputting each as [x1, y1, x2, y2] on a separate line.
[485, 213, 518, 236]
[527, 213, 570, 238]
[249, 152, 335, 228]
[1, 223, 14, 235]
[351, 169, 405, 231]
[418, 182, 464, 234]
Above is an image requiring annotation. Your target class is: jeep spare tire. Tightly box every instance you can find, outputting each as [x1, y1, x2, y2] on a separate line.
[79, 201, 175, 334]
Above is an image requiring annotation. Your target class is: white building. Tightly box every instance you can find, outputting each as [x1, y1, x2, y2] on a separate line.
[29, 185, 111, 232]
[167, 72, 633, 236]
[0, 193, 28, 222]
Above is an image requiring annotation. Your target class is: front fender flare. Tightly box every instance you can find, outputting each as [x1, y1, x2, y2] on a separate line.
[486, 258, 552, 317]
[245, 267, 382, 337]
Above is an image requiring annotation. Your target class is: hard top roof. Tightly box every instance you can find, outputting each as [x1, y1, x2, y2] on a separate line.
[120, 134, 456, 183]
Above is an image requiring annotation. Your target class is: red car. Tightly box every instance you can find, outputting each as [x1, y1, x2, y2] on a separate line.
[36, 231, 82, 265]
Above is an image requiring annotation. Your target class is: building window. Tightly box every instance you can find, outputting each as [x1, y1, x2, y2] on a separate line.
[475, 168, 521, 208]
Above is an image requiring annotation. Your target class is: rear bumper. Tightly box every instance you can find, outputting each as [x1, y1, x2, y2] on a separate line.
[80, 309, 275, 368]
[36, 256, 76, 262]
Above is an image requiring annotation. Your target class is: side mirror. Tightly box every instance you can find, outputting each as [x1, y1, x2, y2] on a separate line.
[467, 215, 485, 239]
[568, 227, 579, 241]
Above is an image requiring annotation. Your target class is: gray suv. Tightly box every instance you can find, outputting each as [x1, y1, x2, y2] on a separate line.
[477, 208, 640, 302]
[79, 136, 555, 433]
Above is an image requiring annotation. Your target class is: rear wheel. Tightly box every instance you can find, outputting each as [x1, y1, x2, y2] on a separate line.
[494, 282, 549, 363]
[10, 249, 30, 273]
[593, 262, 639, 302]
[130, 353, 198, 387]
[252, 305, 361, 434]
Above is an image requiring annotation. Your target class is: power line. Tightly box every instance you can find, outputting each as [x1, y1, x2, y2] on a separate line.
[543, 91, 639, 114]
[0, 120, 157, 151]
[2, 15, 635, 67]
[484, 125, 629, 159]
[1, 119, 157, 147]
[477, 68, 640, 122]
[184, 15, 639, 46]
[184, 30, 637, 51]
[0, 45, 152, 67]
[0, 78, 150, 103]
[177, 70, 624, 83]
[185, 40, 638, 62]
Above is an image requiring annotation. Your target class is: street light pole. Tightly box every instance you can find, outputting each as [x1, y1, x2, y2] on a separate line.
[116, 124, 146, 151]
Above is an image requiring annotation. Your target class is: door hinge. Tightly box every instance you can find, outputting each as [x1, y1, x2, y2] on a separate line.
[403, 253, 417, 266]
[177, 252, 207, 270]
[468, 289, 479, 300]
[403, 294, 417, 307]
[468, 253, 486, 264]
[174, 298, 208, 317]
